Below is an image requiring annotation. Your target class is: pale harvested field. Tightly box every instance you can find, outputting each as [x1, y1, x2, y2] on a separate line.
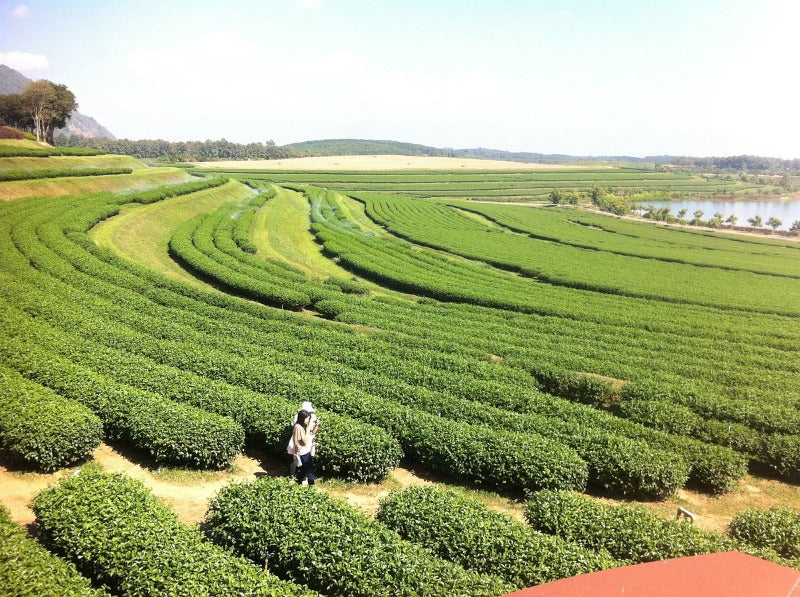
[195, 154, 595, 171]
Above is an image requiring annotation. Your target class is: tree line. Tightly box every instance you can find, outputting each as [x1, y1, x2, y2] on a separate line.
[54, 135, 293, 162]
[0, 80, 77, 144]
[672, 155, 800, 173]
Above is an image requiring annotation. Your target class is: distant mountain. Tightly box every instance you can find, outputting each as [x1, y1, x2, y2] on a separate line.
[0, 64, 30, 95]
[0, 64, 114, 139]
[281, 138, 672, 164]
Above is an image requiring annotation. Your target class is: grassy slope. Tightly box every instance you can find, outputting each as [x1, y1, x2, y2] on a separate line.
[90, 179, 255, 285]
[0, 154, 146, 173]
[252, 185, 357, 279]
[0, 167, 194, 201]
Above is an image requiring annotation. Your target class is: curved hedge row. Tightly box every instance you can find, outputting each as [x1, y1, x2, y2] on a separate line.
[377, 486, 615, 588]
[231, 186, 275, 253]
[0, 145, 103, 157]
[729, 508, 800, 559]
[0, 366, 103, 472]
[525, 490, 797, 567]
[615, 395, 800, 480]
[0, 167, 134, 182]
[0, 505, 105, 596]
[32, 470, 312, 596]
[165, 195, 674, 497]
[0, 280, 401, 483]
[205, 477, 512, 596]
[169, 215, 312, 309]
[2, 190, 583, 491]
[0, 318, 245, 470]
[524, 490, 731, 563]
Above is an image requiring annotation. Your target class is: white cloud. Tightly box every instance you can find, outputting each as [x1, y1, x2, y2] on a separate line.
[0, 51, 49, 72]
[296, 0, 321, 8]
[12, 4, 30, 18]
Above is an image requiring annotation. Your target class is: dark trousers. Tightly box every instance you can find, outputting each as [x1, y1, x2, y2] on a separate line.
[296, 452, 315, 486]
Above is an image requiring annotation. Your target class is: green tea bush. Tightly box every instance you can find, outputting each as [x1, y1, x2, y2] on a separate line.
[0, 367, 103, 471]
[524, 490, 731, 563]
[0, 331, 245, 470]
[377, 486, 615, 588]
[0, 167, 133, 182]
[0, 145, 102, 157]
[530, 366, 619, 409]
[205, 477, 512, 596]
[615, 399, 702, 436]
[730, 508, 800, 559]
[0, 505, 106, 596]
[32, 470, 312, 596]
[170, 215, 311, 310]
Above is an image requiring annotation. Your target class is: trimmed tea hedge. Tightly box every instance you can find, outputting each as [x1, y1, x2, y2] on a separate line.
[0, 167, 133, 182]
[0, 366, 103, 471]
[377, 486, 615, 588]
[0, 328, 245, 470]
[524, 490, 731, 563]
[729, 508, 800, 559]
[32, 469, 313, 596]
[205, 477, 512, 596]
[0, 505, 105, 596]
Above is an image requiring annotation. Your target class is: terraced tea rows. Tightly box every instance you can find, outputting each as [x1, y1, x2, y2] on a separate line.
[201, 166, 758, 200]
[1, 153, 798, 594]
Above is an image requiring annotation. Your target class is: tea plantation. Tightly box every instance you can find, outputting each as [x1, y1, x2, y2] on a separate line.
[0, 148, 798, 594]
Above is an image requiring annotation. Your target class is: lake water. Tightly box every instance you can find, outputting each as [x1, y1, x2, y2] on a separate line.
[640, 199, 800, 231]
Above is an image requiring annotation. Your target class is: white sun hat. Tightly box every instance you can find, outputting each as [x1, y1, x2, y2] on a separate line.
[301, 401, 314, 413]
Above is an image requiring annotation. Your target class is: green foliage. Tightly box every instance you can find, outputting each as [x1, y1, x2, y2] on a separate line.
[0, 167, 133, 182]
[1, 311, 245, 470]
[55, 135, 292, 161]
[615, 399, 702, 437]
[0, 144, 102, 157]
[525, 490, 733, 563]
[530, 366, 618, 408]
[205, 477, 512, 596]
[377, 486, 615, 588]
[0, 504, 106, 596]
[729, 508, 800, 559]
[32, 470, 311, 596]
[0, 367, 103, 472]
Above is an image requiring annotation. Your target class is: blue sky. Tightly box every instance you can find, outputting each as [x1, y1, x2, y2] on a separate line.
[1, 0, 798, 157]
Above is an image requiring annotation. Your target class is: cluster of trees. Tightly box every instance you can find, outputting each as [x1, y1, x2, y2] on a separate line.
[640, 207, 800, 233]
[0, 80, 77, 143]
[673, 155, 800, 174]
[54, 135, 293, 162]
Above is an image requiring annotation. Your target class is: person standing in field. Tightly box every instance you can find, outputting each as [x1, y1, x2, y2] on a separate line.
[286, 401, 319, 477]
[291, 408, 318, 486]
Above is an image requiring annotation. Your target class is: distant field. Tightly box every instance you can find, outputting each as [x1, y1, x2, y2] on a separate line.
[201, 163, 757, 202]
[196, 154, 593, 171]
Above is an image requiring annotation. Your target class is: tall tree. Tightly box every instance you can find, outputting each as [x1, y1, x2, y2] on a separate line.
[18, 80, 77, 143]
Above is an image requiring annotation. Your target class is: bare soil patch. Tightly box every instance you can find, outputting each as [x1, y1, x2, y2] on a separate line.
[195, 155, 594, 171]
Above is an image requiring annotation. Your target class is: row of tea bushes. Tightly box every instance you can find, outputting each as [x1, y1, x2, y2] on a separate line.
[4, 188, 581, 490]
[0, 167, 133, 182]
[32, 470, 314, 596]
[0, 366, 102, 472]
[525, 490, 729, 562]
[730, 508, 800, 559]
[1, 276, 402, 482]
[377, 486, 615, 588]
[0, 316, 245, 470]
[169, 196, 685, 497]
[524, 490, 795, 567]
[205, 477, 512, 596]
[0, 505, 105, 596]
